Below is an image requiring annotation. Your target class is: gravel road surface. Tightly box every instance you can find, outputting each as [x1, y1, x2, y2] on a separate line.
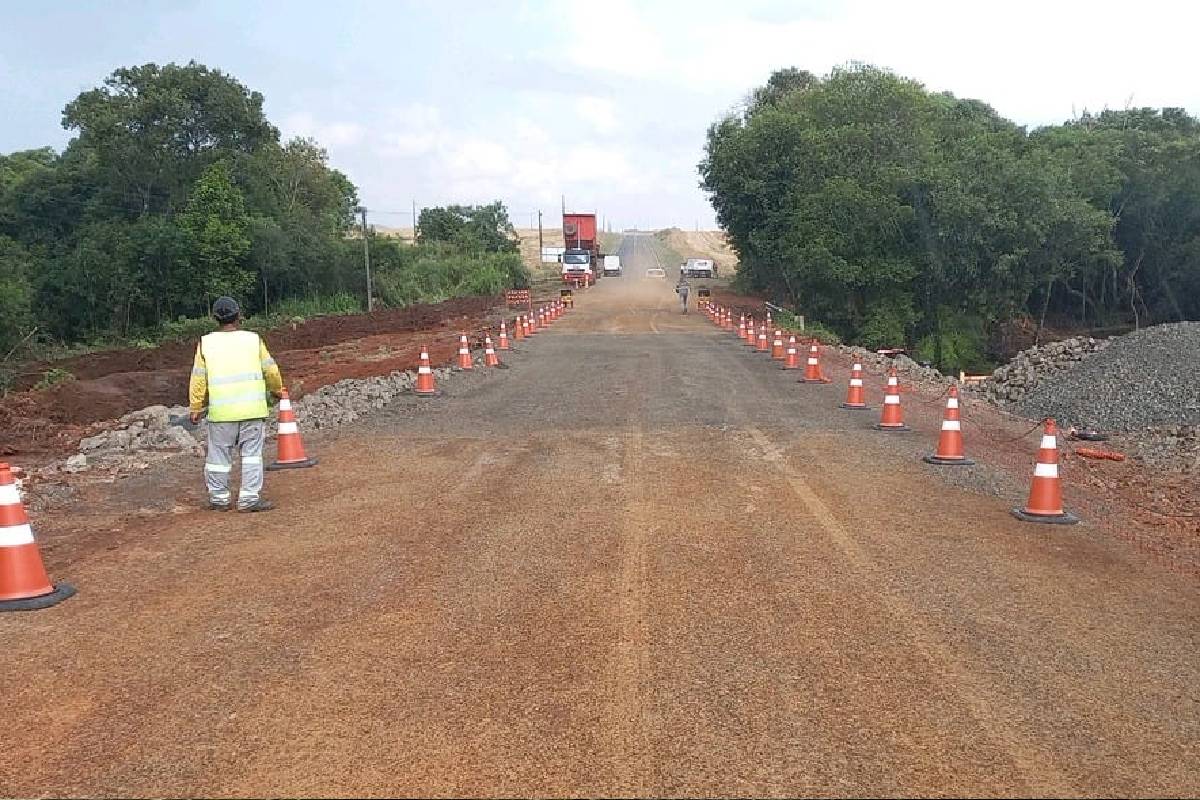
[2, 234, 1197, 798]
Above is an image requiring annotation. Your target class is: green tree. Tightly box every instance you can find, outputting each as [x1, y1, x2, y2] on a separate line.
[178, 161, 252, 302]
[0, 235, 35, 351]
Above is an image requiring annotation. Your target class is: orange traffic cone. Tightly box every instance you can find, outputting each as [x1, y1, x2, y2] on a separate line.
[770, 330, 785, 360]
[413, 346, 440, 398]
[483, 335, 508, 369]
[723, 310, 733, 331]
[924, 386, 973, 465]
[498, 320, 511, 350]
[527, 311, 539, 335]
[756, 326, 770, 353]
[737, 315, 747, 341]
[875, 367, 910, 431]
[267, 389, 318, 469]
[781, 335, 800, 370]
[457, 334, 473, 370]
[840, 358, 870, 410]
[514, 316, 526, 341]
[1012, 419, 1079, 524]
[0, 463, 75, 611]
[798, 343, 830, 384]
[744, 318, 757, 347]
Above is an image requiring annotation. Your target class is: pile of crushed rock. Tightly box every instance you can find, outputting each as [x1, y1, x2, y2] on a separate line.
[977, 336, 1109, 406]
[1013, 323, 1200, 431]
[45, 362, 465, 477]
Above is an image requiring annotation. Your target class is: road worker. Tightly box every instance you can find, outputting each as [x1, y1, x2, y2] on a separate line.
[675, 273, 691, 314]
[188, 296, 284, 512]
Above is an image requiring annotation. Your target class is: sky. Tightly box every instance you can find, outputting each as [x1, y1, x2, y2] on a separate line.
[2, 0, 1199, 230]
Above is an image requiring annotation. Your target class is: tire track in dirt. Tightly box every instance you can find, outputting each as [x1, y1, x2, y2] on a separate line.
[744, 426, 1072, 795]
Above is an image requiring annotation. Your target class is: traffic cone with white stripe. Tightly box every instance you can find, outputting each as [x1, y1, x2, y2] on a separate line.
[514, 316, 526, 341]
[798, 343, 831, 384]
[924, 386, 973, 465]
[1012, 419, 1079, 524]
[413, 346, 440, 398]
[483, 335, 508, 369]
[498, 320, 511, 350]
[744, 318, 757, 347]
[723, 309, 734, 331]
[457, 334, 473, 369]
[781, 335, 800, 370]
[874, 367, 910, 431]
[267, 389, 318, 470]
[840, 358, 870, 409]
[756, 326, 770, 353]
[771, 330, 785, 360]
[527, 311, 539, 335]
[0, 463, 75, 612]
[737, 315, 748, 341]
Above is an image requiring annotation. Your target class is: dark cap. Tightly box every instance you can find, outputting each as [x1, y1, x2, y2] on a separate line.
[212, 296, 241, 324]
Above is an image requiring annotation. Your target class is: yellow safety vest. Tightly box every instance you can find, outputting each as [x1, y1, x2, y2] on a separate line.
[200, 330, 269, 422]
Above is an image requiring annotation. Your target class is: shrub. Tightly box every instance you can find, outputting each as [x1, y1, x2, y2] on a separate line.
[34, 367, 75, 391]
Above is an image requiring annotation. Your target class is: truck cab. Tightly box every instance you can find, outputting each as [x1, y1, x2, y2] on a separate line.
[561, 248, 594, 286]
[683, 258, 716, 278]
[602, 255, 622, 277]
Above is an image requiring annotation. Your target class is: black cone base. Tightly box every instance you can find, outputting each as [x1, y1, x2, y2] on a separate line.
[0, 582, 76, 612]
[1011, 508, 1080, 525]
[924, 455, 975, 466]
[266, 457, 319, 471]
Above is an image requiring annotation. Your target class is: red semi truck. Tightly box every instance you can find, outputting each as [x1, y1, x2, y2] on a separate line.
[562, 212, 599, 286]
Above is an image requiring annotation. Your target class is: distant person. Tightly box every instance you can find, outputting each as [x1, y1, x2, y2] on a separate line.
[676, 274, 691, 314]
[188, 296, 284, 512]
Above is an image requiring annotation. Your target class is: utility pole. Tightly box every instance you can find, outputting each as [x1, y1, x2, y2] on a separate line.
[356, 205, 373, 312]
[537, 210, 543, 254]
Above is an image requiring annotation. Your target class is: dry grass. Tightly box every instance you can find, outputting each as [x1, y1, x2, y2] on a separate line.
[660, 228, 739, 272]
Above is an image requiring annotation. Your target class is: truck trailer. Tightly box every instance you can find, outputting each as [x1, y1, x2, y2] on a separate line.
[562, 212, 600, 286]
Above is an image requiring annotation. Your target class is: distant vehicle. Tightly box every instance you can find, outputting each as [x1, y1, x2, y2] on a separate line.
[563, 212, 600, 285]
[602, 255, 622, 277]
[561, 248, 594, 287]
[645, 268, 666, 279]
[683, 258, 717, 278]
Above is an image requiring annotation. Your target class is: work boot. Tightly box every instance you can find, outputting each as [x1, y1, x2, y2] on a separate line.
[207, 501, 231, 512]
[238, 499, 276, 513]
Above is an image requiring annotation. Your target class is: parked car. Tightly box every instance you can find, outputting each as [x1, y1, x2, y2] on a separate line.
[645, 268, 666, 278]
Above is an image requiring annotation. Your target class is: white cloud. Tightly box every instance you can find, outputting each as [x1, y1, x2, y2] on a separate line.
[279, 112, 364, 147]
[575, 96, 619, 135]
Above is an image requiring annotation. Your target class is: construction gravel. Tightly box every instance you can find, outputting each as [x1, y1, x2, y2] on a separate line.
[1014, 322, 1200, 431]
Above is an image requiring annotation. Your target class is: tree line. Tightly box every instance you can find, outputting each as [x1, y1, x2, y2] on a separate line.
[0, 61, 527, 356]
[700, 65, 1200, 369]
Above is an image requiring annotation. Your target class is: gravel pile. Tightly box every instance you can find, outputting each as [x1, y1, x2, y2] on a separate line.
[979, 336, 1108, 406]
[840, 346, 955, 387]
[42, 361, 470, 479]
[293, 365, 454, 429]
[1014, 322, 1200, 431]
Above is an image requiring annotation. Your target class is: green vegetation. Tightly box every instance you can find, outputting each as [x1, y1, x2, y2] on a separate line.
[0, 61, 528, 361]
[701, 65, 1200, 370]
[33, 368, 75, 391]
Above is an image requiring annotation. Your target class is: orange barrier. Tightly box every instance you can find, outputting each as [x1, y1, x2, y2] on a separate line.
[840, 358, 869, 410]
[875, 367, 910, 430]
[457, 334, 473, 370]
[924, 386, 972, 465]
[1012, 419, 1079, 524]
[0, 462, 75, 612]
[267, 388, 318, 470]
[413, 346, 440, 398]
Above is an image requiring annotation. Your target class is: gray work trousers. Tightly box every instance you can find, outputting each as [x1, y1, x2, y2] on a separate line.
[204, 419, 265, 509]
[678, 288, 690, 312]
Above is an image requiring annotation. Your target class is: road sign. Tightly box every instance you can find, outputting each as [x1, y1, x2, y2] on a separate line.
[505, 290, 531, 308]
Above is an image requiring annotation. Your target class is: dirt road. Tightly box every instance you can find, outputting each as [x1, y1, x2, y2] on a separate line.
[2, 234, 1197, 797]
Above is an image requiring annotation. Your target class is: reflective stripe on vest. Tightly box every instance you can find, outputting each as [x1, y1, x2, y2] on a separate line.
[201, 330, 268, 422]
